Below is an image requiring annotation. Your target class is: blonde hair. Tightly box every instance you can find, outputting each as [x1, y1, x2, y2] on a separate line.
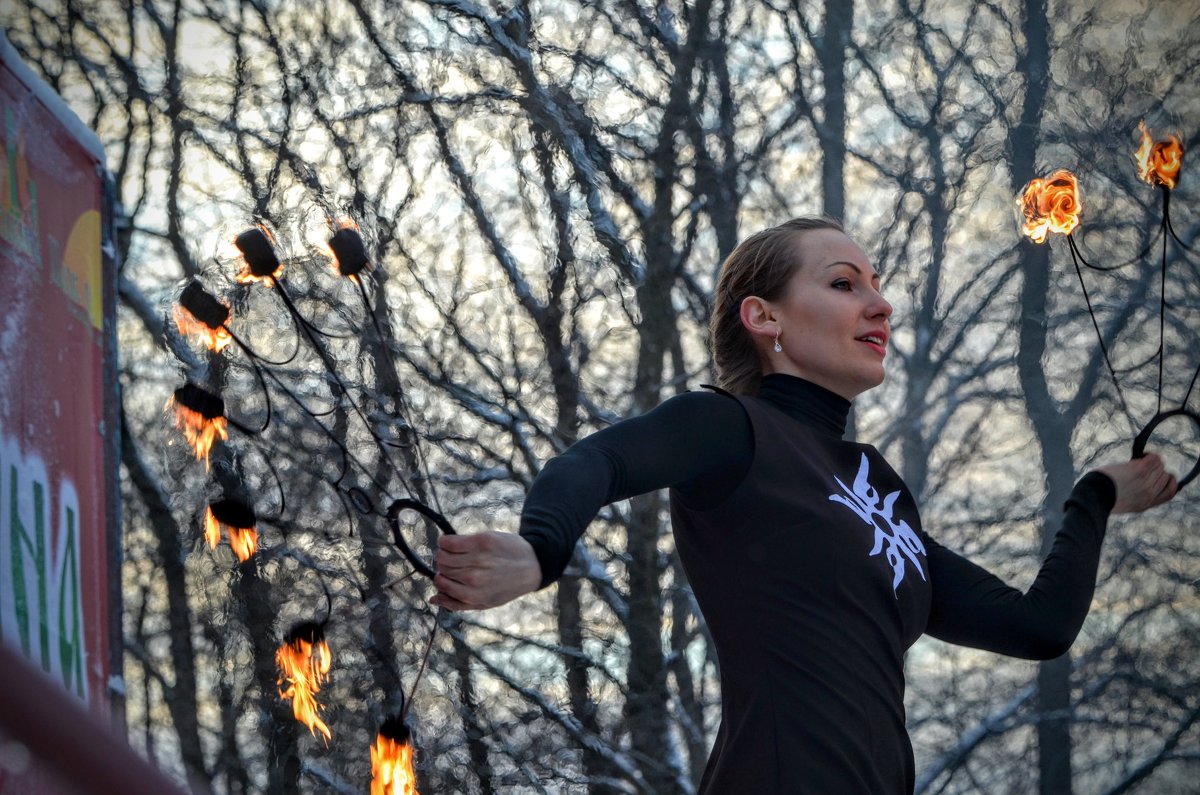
[710, 216, 845, 395]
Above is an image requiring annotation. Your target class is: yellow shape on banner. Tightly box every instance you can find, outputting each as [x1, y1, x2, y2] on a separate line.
[62, 209, 102, 329]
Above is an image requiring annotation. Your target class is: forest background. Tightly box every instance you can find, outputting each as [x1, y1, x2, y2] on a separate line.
[3, 1, 1198, 793]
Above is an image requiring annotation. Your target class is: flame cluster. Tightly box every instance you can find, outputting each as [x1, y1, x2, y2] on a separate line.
[175, 281, 233, 353]
[371, 729, 419, 795]
[276, 626, 333, 743]
[169, 385, 228, 468]
[172, 406, 228, 466]
[173, 213, 429, 793]
[1019, 169, 1081, 243]
[204, 501, 258, 562]
[1135, 121, 1183, 189]
[174, 306, 232, 353]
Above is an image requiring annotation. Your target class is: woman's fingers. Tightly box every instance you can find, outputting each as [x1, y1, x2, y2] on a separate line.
[429, 592, 472, 611]
[436, 532, 482, 554]
[1140, 454, 1177, 508]
[428, 531, 543, 611]
[430, 573, 480, 610]
[1099, 454, 1179, 514]
[1152, 466, 1178, 506]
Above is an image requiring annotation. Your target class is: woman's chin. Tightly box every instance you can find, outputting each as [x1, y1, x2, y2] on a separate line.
[848, 369, 886, 399]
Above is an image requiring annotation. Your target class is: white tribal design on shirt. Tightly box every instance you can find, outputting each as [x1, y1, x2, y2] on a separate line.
[828, 453, 927, 595]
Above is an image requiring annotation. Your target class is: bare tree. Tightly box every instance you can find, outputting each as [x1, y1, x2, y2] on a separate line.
[5, 1, 1198, 793]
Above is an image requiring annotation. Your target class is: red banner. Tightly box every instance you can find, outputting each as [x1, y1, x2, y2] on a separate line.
[0, 38, 119, 794]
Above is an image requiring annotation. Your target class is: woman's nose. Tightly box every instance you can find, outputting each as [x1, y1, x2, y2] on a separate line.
[869, 290, 893, 320]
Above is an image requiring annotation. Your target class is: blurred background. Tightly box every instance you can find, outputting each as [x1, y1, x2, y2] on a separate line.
[1, 1, 1196, 793]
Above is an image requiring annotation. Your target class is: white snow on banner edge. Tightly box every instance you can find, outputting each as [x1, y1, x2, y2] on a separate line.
[1, 27, 106, 166]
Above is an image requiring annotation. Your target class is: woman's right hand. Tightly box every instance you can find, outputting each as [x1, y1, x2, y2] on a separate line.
[430, 531, 543, 611]
[1096, 453, 1178, 514]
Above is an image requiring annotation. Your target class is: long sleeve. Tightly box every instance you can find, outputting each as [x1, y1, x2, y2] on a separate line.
[924, 472, 1117, 660]
[519, 390, 752, 588]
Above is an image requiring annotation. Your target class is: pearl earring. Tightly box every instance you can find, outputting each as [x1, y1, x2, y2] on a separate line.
[773, 332, 782, 353]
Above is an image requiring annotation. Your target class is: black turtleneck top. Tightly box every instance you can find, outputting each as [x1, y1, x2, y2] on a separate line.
[518, 374, 1116, 794]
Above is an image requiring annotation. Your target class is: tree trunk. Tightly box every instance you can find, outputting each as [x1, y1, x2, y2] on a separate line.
[236, 558, 301, 795]
[820, 0, 854, 439]
[1016, 238, 1077, 795]
[118, 410, 208, 782]
[452, 635, 496, 795]
[820, 0, 852, 224]
[1010, 1, 1075, 791]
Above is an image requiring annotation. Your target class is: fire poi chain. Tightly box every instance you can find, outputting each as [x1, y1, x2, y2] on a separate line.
[169, 217, 441, 792]
[1018, 122, 1199, 487]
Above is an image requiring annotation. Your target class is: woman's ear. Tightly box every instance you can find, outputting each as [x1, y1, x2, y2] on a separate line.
[739, 296, 778, 343]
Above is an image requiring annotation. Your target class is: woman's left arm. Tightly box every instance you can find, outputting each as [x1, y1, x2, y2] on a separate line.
[925, 455, 1177, 660]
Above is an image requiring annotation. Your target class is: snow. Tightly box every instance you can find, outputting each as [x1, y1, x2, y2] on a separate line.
[0, 29, 106, 166]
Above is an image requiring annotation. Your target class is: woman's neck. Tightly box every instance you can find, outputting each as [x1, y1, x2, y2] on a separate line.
[756, 374, 850, 438]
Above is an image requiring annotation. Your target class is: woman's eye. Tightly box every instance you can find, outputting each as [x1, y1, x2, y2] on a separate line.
[832, 279, 852, 290]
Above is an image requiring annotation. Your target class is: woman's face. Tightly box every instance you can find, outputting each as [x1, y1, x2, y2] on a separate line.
[758, 229, 893, 400]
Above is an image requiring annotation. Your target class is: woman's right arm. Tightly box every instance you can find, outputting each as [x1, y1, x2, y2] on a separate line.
[430, 390, 751, 610]
[924, 454, 1176, 659]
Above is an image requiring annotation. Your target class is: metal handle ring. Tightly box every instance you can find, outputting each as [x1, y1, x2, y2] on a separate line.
[1131, 408, 1200, 489]
[386, 499, 457, 578]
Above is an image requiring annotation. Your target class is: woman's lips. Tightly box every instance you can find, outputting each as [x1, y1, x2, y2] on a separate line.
[856, 333, 888, 356]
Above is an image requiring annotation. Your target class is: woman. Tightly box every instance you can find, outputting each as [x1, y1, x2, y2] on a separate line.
[430, 217, 1177, 793]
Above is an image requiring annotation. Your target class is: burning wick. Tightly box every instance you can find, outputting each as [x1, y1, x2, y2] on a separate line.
[1019, 169, 1081, 243]
[205, 498, 258, 562]
[327, 223, 372, 281]
[169, 383, 229, 468]
[371, 717, 420, 795]
[234, 226, 284, 284]
[276, 622, 333, 743]
[1134, 121, 1183, 189]
[175, 281, 233, 353]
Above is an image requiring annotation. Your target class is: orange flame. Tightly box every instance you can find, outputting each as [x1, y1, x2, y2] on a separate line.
[235, 224, 284, 284]
[227, 524, 258, 562]
[203, 507, 258, 562]
[276, 635, 332, 743]
[1134, 121, 1183, 189]
[169, 401, 229, 469]
[315, 237, 343, 278]
[236, 263, 284, 284]
[173, 304, 233, 353]
[1019, 169, 1081, 243]
[371, 734, 419, 795]
[203, 508, 221, 549]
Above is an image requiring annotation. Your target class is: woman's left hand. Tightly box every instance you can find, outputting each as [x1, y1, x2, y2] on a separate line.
[1096, 453, 1178, 514]
[429, 531, 543, 611]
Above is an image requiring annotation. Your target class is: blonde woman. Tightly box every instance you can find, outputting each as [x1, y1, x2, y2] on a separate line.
[432, 217, 1176, 794]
